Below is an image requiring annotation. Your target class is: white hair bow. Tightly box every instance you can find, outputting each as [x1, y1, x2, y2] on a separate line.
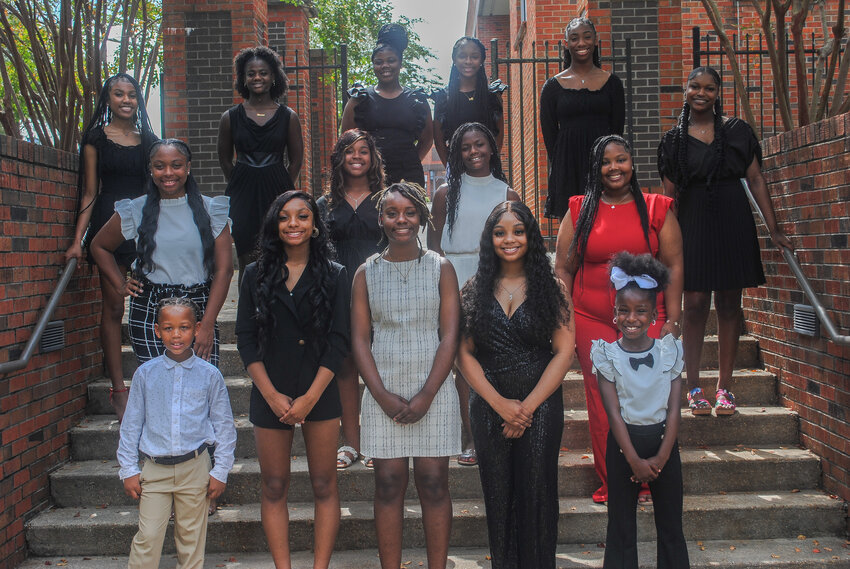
[610, 266, 658, 290]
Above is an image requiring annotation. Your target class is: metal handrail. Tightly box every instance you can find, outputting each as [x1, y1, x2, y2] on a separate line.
[741, 179, 850, 345]
[0, 258, 78, 375]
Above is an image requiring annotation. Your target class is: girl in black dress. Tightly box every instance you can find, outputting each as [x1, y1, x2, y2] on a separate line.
[540, 17, 625, 219]
[457, 201, 574, 569]
[236, 191, 350, 569]
[316, 129, 386, 470]
[432, 36, 506, 165]
[340, 23, 433, 187]
[657, 66, 792, 416]
[218, 46, 304, 280]
[65, 73, 157, 421]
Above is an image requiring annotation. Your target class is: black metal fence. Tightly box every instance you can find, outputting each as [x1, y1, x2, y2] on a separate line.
[490, 38, 634, 242]
[692, 26, 847, 139]
[277, 44, 348, 195]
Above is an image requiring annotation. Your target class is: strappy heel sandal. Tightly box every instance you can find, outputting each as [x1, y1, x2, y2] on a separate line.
[336, 445, 359, 470]
[715, 389, 736, 416]
[687, 387, 712, 416]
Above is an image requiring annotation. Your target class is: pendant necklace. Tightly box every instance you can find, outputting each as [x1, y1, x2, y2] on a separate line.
[462, 91, 475, 101]
[601, 193, 631, 209]
[383, 253, 415, 282]
[498, 279, 525, 302]
[346, 191, 369, 209]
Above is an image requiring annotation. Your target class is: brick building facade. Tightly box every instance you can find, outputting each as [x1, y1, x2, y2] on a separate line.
[0, 137, 103, 569]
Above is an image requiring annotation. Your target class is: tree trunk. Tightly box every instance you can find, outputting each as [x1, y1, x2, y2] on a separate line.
[790, 0, 812, 127]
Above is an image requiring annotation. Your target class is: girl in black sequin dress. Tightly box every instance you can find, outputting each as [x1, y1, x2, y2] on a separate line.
[65, 73, 158, 421]
[458, 201, 575, 569]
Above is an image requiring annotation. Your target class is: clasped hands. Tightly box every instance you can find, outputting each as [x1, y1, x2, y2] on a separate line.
[496, 398, 533, 439]
[628, 455, 666, 484]
[269, 391, 314, 425]
[377, 390, 434, 424]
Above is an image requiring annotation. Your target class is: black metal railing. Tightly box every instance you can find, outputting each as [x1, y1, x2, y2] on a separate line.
[692, 26, 847, 139]
[278, 44, 348, 196]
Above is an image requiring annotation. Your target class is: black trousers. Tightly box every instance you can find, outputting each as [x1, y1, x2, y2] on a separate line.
[604, 423, 689, 569]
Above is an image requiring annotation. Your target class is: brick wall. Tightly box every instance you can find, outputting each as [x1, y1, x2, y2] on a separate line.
[743, 112, 850, 502]
[0, 136, 102, 569]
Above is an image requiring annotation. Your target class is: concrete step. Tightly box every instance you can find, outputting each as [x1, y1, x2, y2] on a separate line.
[86, 368, 778, 416]
[120, 335, 761, 383]
[71, 407, 801, 462]
[25, 490, 846, 556]
[17, 538, 850, 569]
[50, 446, 820, 507]
[121, 306, 727, 344]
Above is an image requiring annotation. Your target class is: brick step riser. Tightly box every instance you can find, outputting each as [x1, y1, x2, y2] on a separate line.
[120, 337, 761, 380]
[86, 371, 778, 416]
[121, 311, 725, 344]
[70, 410, 800, 461]
[50, 453, 821, 507]
[26, 496, 845, 556]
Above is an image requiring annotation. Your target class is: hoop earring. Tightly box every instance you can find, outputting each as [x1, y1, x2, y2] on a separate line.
[613, 317, 617, 324]
[311, 227, 319, 238]
[652, 319, 657, 325]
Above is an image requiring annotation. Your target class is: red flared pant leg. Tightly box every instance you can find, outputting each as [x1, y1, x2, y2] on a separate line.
[574, 312, 619, 503]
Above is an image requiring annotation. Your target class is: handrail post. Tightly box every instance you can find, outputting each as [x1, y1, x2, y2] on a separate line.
[0, 258, 78, 375]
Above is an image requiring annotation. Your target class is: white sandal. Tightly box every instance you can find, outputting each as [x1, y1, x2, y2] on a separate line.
[337, 445, 359, 470]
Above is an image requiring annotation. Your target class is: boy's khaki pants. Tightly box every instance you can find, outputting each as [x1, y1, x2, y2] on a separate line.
[128, 451, 211, 569]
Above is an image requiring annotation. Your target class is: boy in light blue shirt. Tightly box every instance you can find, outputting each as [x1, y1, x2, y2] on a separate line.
[117, 297, 236, 569]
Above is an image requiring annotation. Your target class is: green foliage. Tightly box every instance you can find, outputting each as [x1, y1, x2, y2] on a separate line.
[299, 0, 442, 90]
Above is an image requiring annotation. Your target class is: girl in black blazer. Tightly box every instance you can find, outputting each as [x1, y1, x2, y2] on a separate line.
[236, 190, 349, 569]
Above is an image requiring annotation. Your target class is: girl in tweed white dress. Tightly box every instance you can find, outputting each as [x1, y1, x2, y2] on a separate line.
[351, 181, 461, 569]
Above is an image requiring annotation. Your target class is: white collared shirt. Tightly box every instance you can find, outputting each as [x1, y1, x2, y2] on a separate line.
[117, 353, 236, 483]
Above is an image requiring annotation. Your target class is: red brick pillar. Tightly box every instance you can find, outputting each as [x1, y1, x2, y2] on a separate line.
[162, 0, 269, 195]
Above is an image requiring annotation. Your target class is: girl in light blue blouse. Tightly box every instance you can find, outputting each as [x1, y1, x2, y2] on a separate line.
[92, 139, 234, 368]
[591, 252, 689, 569]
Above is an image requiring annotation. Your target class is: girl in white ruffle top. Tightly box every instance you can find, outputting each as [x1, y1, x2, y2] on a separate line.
[591, 252, 689, 569]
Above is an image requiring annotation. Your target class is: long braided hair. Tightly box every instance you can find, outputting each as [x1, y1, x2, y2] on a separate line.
[76, 73, 157, 218]
[563, 17, 602, 69]
[325, 129, 385, 209]
[462, 201, 570, 345]
[443, 37, 497, 140]
[254, 191, 336, 356]
[569, 135, 651, 273]
[374, 181, 432, 257]
[135, 139, 216, 280]
[671, 66, 725, 204]
[444, 122, 507, 238]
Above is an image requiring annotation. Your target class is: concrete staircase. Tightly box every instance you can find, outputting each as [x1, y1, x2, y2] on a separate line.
[22, 286, 850, 568]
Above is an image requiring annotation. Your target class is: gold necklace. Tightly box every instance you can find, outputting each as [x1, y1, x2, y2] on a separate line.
[601, 193, 632, 209]
[461, 90, 475, 101]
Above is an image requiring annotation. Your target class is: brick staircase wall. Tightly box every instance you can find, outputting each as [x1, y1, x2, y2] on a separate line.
[744, 112, 850, 507]
[0, 137, 103, 569]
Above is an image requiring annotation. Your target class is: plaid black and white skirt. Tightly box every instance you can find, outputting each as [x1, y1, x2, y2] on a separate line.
[127, 279, 220, 367]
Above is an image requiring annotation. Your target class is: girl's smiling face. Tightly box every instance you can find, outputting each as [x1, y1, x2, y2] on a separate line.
[343, 138, 372, 180]
[566, 23, 597, 62]
[460, 129, 493, 177]
[245, 57, 273, 96]
[372, 48, 402, 84]
[453, 40, 484, 79]
[614, 288, 657, 346]
[380, 192, 420, 244]
[685, 72, 719, 113]
[150, 145, 190, 199]
[277, 198, 314, 248]
[600, 142, 633, 195]
[107, 78, 138, 121]
[491, 209, 528, 263]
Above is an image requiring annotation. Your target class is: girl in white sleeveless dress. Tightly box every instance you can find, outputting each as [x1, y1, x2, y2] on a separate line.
[352, 182, 461, 569]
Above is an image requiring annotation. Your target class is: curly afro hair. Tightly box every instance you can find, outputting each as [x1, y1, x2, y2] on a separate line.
[609, 252, 670, 307]
[234, 46, 288, 100]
